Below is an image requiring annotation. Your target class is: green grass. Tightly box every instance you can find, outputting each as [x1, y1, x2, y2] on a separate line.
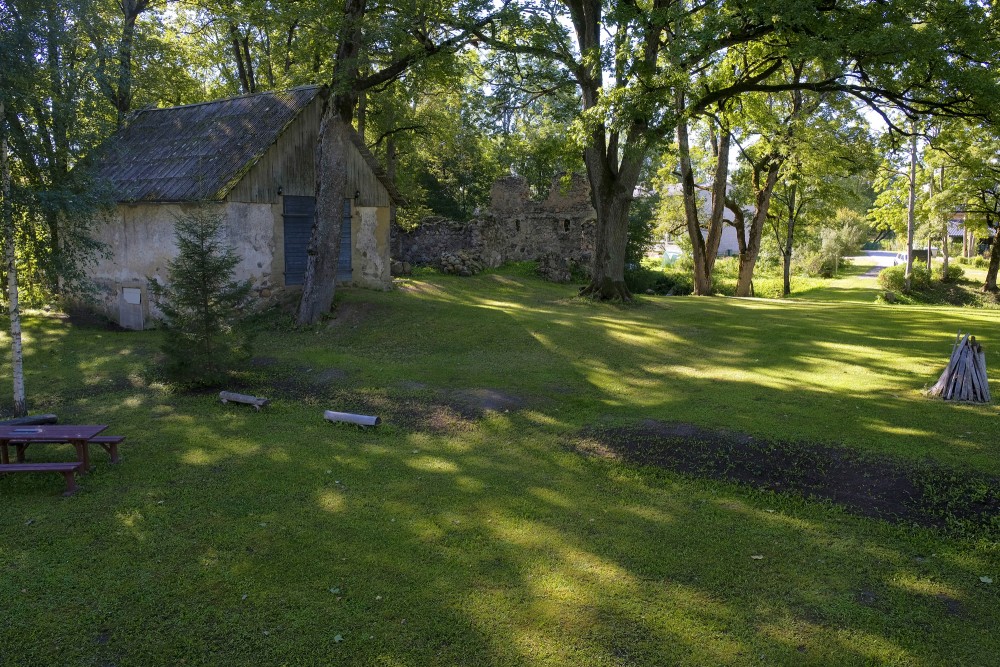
[1, 270, 999, 666]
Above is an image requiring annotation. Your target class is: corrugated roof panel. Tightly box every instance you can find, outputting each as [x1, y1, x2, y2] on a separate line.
[91, 86, 325, 203]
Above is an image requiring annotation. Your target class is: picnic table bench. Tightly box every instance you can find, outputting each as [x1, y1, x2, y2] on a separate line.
[0, 425, 122, 496]
[7, 435, 125, 465]
[0, 462, 83, 496]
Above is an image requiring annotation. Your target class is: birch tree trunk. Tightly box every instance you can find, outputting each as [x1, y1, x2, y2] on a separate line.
[905, 131, 918, 292]
[1, 101, 27, 416]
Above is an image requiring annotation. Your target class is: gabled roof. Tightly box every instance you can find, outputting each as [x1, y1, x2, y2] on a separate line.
[93, 86, 324, 202]
[91, 85, 403, 205]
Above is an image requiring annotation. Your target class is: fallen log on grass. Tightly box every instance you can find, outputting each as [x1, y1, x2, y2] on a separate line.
[323, 410, 381, 427]
[219, 391, 270, 411]
[0, 414, 58, 426]
[928, 333, 991, 403]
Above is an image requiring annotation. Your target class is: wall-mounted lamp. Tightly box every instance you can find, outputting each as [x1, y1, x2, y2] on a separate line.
[354, 190, 361, 201]
[277, 185, 283, 196]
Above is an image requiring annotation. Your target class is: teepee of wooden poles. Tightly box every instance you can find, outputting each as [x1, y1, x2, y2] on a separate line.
[928, 332, 991, 403]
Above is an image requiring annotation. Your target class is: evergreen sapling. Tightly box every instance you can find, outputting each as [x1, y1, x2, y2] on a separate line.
[148, 209, 253, 386]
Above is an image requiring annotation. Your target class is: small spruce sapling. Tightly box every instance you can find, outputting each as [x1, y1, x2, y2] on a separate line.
[148, 209, 253, 386]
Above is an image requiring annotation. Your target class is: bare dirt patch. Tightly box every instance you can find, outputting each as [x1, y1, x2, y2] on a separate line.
[574, 419, 1000, 537]
[450, 388, 526, 417]
[326, 301, 382, 329]
[318, 390, 478, 433]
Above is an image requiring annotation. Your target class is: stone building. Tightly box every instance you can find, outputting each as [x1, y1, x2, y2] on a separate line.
[86, 85, 402, 329]
[393, 174, 596, 275]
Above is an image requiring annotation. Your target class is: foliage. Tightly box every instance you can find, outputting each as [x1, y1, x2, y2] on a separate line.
[626, 260, 694, 296]
[481, 50, 585, 197]
[0, 0, 203, 304]
[879, 263, 930, 292]
[958, 256, 989, 270]
[941, 263, 965, 283]
[795, 250, 838, 279]
[147, 209, 253, 387]
[623, 193, 659, 292]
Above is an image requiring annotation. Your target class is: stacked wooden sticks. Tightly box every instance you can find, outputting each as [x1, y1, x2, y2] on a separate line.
[928, 333, 991, 403]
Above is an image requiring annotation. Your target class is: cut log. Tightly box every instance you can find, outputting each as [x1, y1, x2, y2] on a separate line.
[323, 410, 381, 427]
[0, 414, 57, 426]
[219, 391, 270, 411]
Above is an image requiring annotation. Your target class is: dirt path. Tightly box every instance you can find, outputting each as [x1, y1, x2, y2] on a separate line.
[861, 265, 883, 279]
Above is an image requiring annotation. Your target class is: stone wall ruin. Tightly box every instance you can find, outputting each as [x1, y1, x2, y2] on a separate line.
[392, 175, 596, 278]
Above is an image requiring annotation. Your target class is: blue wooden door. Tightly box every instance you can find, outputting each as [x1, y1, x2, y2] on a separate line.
[282, 196, 314, 286]
[284, 197, 351, 286]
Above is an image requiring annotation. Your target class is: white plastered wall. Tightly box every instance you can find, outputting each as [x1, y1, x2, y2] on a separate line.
[87, 201, 277, 326]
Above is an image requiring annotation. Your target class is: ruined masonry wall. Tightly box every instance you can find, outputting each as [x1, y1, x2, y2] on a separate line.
[392, 174, 596, 268]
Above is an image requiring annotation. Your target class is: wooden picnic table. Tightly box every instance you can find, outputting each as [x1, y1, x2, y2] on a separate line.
[0, 424, 108, 473]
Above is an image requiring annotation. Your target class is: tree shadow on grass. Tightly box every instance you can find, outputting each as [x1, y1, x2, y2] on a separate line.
[3, 278, 1000, 664]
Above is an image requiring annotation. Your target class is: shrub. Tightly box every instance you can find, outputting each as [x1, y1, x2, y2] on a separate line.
[878, 263, 930, 292]
[148, 210, 254, 387]
[624, 194, 659, 290]
[654, 270, 694, 295]
[959, 256, 990, 269]
[624, 267, 694, 295]
[796, 250, 837, 278]
[941, 264, 965, 282]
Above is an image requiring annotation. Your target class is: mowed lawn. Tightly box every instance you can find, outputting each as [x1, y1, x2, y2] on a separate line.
[1, 266, 999, 666]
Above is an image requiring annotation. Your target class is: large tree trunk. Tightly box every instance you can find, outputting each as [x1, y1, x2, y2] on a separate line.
[704, 124, 731, 275]
[114, 2, 146, 127]
[580, 179, 633, 300]
[735, 164, 780, 296]
[676, 109, 732, 295]
[296, 106, 350, 326]
[296, 0, 366, 325]
[1, 102, 26, 417]
[676, 112, 712, 295]
[578, 120, 642, 300]
[984, 226, 1000, 292]
[229, 24, 255, 94]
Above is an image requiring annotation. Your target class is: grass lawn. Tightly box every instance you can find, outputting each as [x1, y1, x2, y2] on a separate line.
[1, 266, 999, 666]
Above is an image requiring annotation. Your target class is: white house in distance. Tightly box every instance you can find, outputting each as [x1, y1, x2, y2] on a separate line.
[660, 184, 743, 259]
[86, 85, 403, 329]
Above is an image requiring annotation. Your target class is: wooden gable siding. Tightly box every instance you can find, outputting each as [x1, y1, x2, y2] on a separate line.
[227, 99, 391, 207]
[227, 96, 323, 203]
[345, 138, 391, 208]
